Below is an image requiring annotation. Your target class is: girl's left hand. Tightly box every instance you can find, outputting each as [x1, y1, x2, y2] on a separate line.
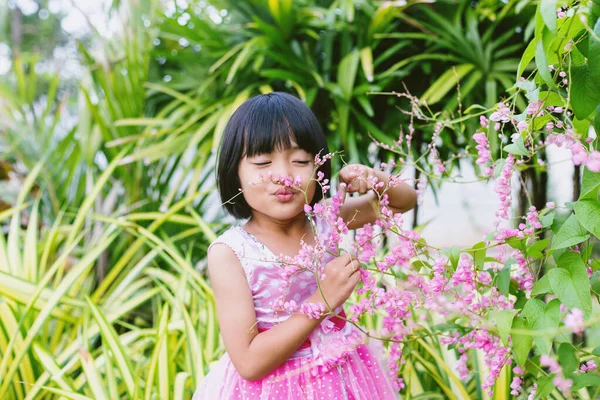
[338, 164, 376, 199]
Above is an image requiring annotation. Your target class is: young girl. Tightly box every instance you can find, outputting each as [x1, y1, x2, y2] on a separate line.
[193, 92, 417, 399]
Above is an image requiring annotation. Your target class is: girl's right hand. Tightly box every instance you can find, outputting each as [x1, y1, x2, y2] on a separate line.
[307, 253, 361, 311]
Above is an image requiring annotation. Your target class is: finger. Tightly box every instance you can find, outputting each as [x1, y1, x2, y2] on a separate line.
[339, 169, 356, 184]
[359, 178, 368, 194]
[340, 185, 347, 204]
[347, 260, 360, 277]
[351, 270, 361, 285]
[339, 253, 353, 265]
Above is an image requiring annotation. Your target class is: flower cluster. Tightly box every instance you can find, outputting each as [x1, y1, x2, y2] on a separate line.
[493, 153, 515, 224]
[510, 366, 524, 396]
[564, 307, 585, 334]
[579, 359, 598, 373]
[473, 130, 494, 177]
[546, 133, 600, 172]
[299, 302, 326, 319]
[540, 355, 573, 396]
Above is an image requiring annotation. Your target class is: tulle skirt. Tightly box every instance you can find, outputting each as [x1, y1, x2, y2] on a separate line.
[192, 344, 400, 400]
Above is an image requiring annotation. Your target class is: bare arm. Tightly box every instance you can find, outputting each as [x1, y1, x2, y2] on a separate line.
[337, 165, 418, 230]
[208, 244, 357, 381]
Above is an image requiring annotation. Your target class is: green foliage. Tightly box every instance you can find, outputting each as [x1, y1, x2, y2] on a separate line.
[522, 298, 560, 355]
[548, 252, 592, 318]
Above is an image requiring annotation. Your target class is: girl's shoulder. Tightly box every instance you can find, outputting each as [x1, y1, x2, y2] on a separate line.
[208, 224, 267, 266]
[208, 225, 246, 254]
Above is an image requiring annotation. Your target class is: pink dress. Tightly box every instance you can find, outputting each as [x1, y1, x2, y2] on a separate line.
[193, 219, 400, 400]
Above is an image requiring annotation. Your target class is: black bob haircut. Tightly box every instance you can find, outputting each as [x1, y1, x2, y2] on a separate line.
[216, 92, 331, 219]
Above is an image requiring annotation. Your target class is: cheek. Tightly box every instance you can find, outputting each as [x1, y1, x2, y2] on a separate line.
[303, 175, 317, 201]
[237, 163, 257, 190]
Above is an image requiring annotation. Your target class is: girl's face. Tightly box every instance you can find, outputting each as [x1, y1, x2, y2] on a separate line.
[238, 142, 316, 221]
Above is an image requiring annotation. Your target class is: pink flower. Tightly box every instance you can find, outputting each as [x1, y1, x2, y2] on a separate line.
[565, 308, 585, 334]
[540, 354, 561, 373]
[526, 100, 544, 117]
[478, 271, 492, 285]
[525, 206, 542, 229]
[490, 102, 513, 122]
[586, 360, 598, 371]
[494, 154, 515, 222]
[473, 132, 494, 176]
[527, 383, 537, 400]
[510, 376, 522, 396]
[517, 121, 528, 132]
[513, 365, 524, 375]
[587, 151, 600, 172]
[451, 255, 477, 292]
[457, 353, 470, 380]
[553, 376, 573, 396]
[299, 302, 326, 319]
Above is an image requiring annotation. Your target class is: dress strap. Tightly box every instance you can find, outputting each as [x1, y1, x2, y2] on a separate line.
[207, 227, 255, 283]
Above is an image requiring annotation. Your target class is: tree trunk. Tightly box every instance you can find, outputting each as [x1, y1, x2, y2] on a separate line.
[518, 169, 528, 225]
[573, 164, 581, 201]
[412, 168, 420, 229]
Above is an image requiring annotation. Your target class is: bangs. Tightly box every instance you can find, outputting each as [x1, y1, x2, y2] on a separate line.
[241, 93, 326, 158]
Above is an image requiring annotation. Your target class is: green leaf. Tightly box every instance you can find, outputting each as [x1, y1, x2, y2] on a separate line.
[497, 261, 512, 296]
[531, 274, 551, 296]
[541, 211, 554, 228]
[535, 375, 554, 399]
[548, 252, 592, 318]
[574, 199, 600, 239]
[338, 50, 360, 100]
[511, 316, 533, 366]
[571, 64, 600, 119]
[580, 169, 600, 199]
[572, 374, 600, 390]
[557, 343, 578, 378]
[85, 297, 138, 398]
[421, 64, 474, 105]
[590, 269, 600, 295]
[571, 19, 600, 119]
[360, 47, 374, 82]
[522, 298, 560, 354]
[443, 246, 461, 271]
[550, 214, 590, 249]
[260, 69, 306, 83]
[527, 238, 550, 259]
[595, 105, 600, 150]
[540, 0, 557, 33]
[517, 39, 537, 79]
[467, 241, 486, 270]
[492, 309, 518, 347]
[504, 135, 530, 156]
[506, 237, 526, 251]
[535, 30, 556, 88]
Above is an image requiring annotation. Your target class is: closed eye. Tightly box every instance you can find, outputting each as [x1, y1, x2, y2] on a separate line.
[294, 161, 310, 165]
[252, 162, 271, 166]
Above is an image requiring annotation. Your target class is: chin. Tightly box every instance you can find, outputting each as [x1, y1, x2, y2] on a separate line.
[260, 205, 305, 220]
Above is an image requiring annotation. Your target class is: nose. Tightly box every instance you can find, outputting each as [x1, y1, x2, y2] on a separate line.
[271, 162, 292, 183]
